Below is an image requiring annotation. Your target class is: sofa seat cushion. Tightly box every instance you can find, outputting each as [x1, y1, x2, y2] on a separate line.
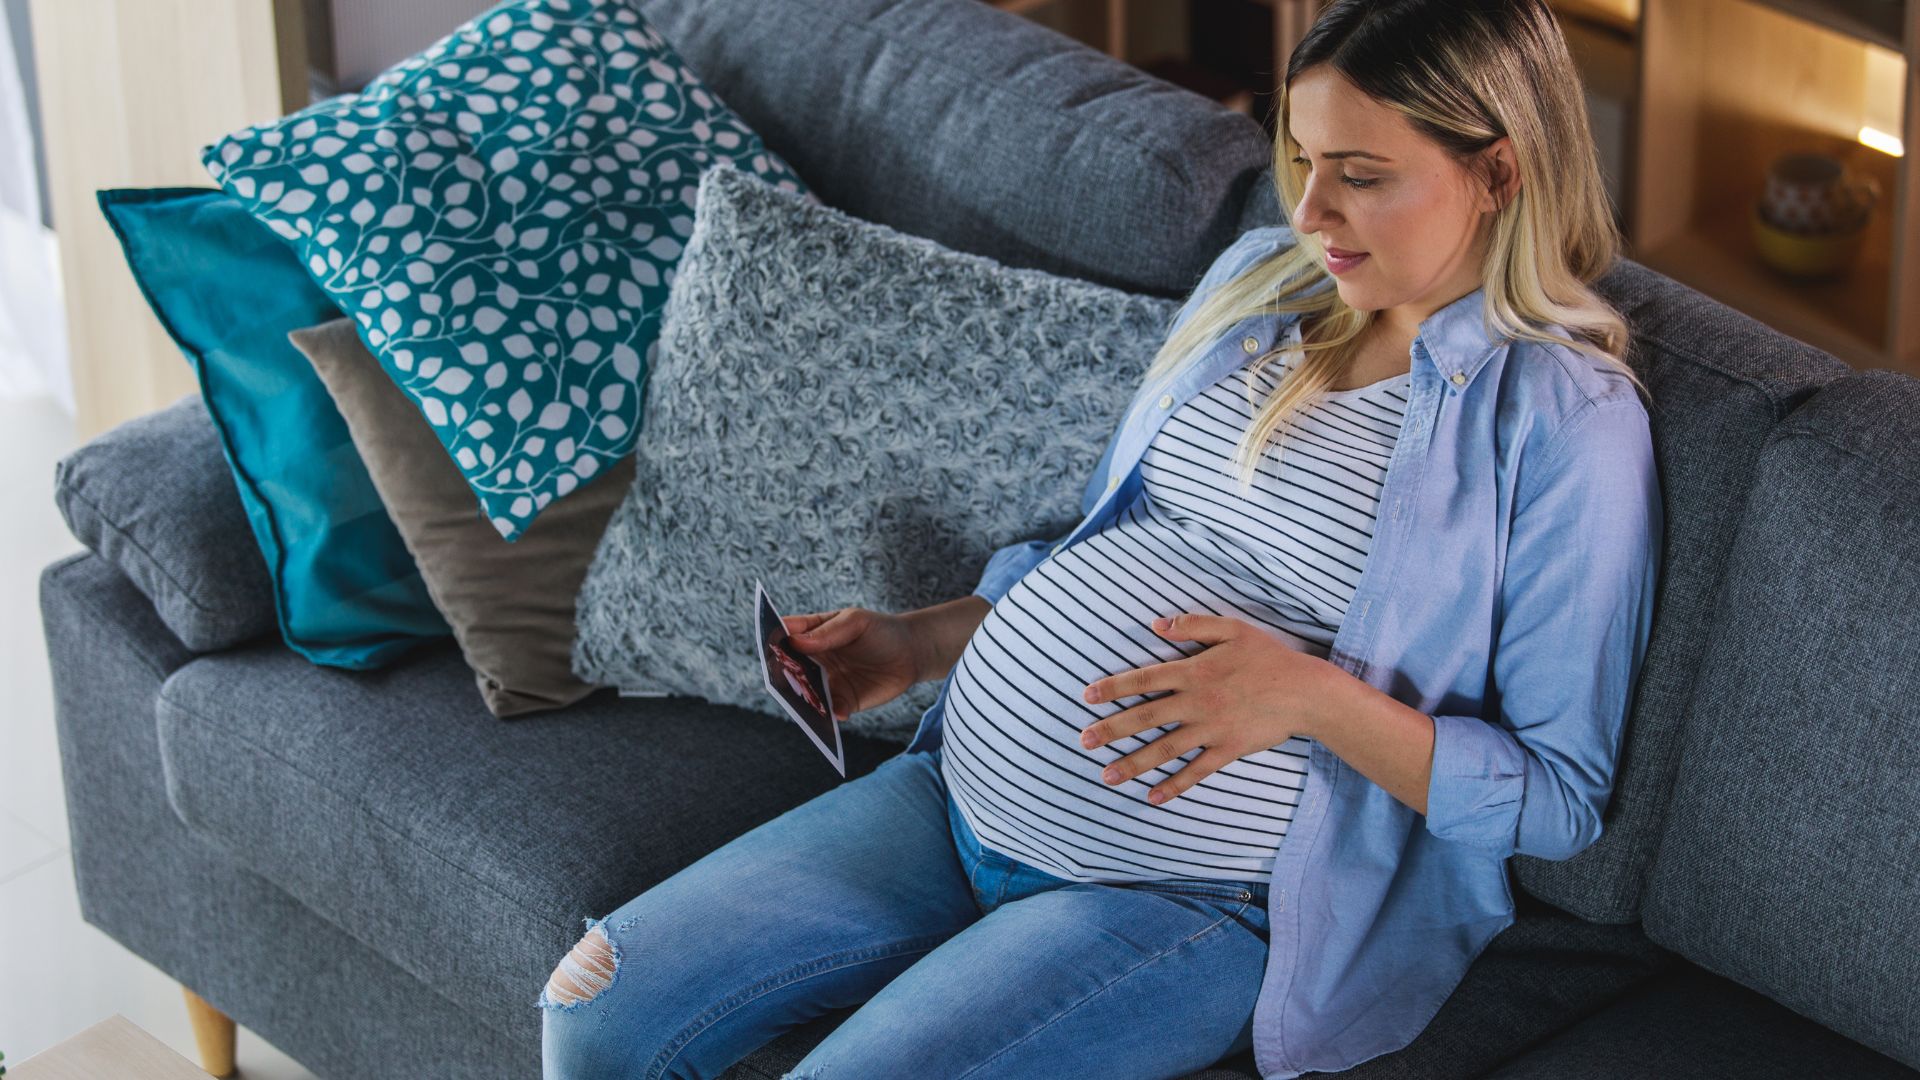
[151, 638, 1683, 1073]
[153, 640, 904, 1035]
[1484, 965, 1920, 1079]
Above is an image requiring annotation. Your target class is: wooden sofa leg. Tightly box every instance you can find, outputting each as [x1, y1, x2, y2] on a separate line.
[181, 985, 237, 1077]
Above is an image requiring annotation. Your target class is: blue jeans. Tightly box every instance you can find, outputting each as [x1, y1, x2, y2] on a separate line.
[539, 744, 1272, 1080]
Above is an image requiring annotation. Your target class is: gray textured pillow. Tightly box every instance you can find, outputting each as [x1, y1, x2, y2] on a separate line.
[572, 164, 1180, 743]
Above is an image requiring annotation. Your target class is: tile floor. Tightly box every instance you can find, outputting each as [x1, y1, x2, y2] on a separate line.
[0, 395, 318, 1077]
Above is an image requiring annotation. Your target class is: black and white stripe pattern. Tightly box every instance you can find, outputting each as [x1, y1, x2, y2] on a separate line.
[942, 320, 1411, 883]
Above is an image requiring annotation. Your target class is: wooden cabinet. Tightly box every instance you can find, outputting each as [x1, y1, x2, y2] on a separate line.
[1629, 0, 1917, 375]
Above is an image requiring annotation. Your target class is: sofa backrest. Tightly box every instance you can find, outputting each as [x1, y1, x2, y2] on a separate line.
[636, 0, 1275, 297]
[1637, 370, 1920, 1070]
[1509, 262, 1853, 924]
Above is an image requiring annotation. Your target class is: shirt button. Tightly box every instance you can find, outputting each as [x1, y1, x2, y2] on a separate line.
[1274, 890, 1285, 910]
[1157, 394, 1173, 408]
[1107, 476, 1120, 489]
[1242, 336, 1260, 353]
[1451, 371, 1466, 386]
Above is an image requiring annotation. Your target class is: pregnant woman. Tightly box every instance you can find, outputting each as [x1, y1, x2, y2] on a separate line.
[539, 1, 1663, 1077]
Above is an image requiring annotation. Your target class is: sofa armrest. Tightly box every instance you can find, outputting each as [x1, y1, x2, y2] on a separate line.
[53, 394, 277, 652]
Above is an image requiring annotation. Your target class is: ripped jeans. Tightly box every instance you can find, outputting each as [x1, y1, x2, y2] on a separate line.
[538, 744, 1271, 1080]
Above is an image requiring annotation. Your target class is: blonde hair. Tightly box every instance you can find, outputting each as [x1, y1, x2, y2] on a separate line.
[1142, 0, 1651, 496]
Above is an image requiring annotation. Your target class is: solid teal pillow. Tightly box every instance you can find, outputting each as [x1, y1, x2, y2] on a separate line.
[97, 186, 450, 668]
[201, 0, 813, 541]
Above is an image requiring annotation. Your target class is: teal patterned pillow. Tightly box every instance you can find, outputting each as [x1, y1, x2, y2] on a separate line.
[201, 0, 811, 540]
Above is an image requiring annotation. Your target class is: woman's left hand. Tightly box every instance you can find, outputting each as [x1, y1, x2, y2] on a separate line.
[1077, 612, 1359, 806]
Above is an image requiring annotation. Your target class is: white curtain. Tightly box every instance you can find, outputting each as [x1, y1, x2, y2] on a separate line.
[0, 6, 69, 413]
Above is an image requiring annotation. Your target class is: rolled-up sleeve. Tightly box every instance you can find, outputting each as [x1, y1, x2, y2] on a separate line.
[1425, 396, 1665, 861]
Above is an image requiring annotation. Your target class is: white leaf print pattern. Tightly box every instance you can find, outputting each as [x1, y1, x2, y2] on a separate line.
[201, 0, 812, 540]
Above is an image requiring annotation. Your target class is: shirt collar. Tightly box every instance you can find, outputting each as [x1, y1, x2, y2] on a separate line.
[1274, 283, 1510, 393]
[1412, 285, 1507, 391]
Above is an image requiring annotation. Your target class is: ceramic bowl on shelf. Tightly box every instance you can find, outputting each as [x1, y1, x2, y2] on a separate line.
[1752, 200, 1867, 280]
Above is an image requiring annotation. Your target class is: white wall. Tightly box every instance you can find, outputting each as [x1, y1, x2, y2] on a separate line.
[325, 0, 497, 92]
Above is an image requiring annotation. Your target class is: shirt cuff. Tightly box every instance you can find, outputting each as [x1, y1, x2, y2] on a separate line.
[1424, 712, 1526, 855]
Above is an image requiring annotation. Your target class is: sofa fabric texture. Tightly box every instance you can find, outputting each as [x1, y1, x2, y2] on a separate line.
[571, 163, 1180, 742]
[289, 317, 634, 717]
[52, 395, 277, 653]
[1495, 259, 1851, 925]
[630, 0, 1273, 298]
[1639, 370, 1920, 1066]
[152, 638, 907, 1043]
[201, 0, 812, 539]
[41, 553, 530, 1080]
[1481, 965, 1920, 1080]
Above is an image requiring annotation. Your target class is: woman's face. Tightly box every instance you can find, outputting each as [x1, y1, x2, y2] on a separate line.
[1285, 66, 1514, 339]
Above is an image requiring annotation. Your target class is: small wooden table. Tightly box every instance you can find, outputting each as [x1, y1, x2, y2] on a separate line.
[11, 1015, 212, 1079]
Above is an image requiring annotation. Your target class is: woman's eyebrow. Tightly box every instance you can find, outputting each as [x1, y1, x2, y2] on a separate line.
[1290, 139, 1393, 163]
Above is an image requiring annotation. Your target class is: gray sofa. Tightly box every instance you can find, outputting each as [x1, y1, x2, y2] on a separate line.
[40, 0, 1920, 1077]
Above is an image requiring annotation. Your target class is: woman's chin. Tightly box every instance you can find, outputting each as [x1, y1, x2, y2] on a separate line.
[1332, 277, 1375, 304]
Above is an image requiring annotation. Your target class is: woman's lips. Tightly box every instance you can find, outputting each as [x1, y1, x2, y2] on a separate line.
[1326, 249, 1370, 275]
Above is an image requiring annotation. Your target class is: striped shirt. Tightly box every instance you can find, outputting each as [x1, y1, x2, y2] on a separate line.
[941, 318, 1412, 883]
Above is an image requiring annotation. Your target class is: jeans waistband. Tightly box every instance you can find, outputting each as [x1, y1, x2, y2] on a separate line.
[941, 763, 1271, 897]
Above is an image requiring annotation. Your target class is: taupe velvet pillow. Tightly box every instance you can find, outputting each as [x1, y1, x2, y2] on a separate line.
[288, 318, 634, 717]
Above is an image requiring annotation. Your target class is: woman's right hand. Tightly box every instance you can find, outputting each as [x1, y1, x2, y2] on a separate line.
[780, 607, 921, 723]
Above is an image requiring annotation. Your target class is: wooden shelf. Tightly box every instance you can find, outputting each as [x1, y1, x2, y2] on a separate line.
[1636, 198, 1895, 367]
[989, 0, 1328, 104]
[1553, 0, 1642, 36]
[987, 0, 1129, 59]
[1633, 0, 1917, 376]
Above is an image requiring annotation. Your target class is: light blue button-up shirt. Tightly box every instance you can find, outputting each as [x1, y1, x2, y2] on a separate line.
[903, 224, 1664, 1078]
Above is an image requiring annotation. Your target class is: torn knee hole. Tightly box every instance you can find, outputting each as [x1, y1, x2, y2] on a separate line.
[546, 924, 618, 1006]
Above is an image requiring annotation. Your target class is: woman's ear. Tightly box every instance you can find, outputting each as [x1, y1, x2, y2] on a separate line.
[1481, 136, 1521, 212]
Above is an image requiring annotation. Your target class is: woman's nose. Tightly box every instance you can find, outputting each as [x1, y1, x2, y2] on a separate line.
[1292, 181, 1335, 234]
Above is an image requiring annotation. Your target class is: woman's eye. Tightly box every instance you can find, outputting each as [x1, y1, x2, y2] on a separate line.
[1290, 155, 1377, 190]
